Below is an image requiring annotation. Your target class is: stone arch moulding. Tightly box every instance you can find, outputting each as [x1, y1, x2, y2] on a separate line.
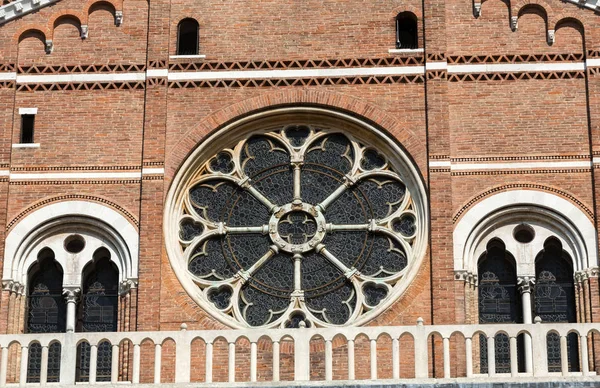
[166, 89, 427, 180]
[3, 200, 138, 290]
[453, 190, 597, 277]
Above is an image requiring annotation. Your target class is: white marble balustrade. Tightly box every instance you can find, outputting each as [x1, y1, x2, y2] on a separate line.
[0, 319, 599, 386]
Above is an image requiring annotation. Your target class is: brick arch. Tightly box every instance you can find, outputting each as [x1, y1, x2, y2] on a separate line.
[14, 25, 49, 43]
[166, 89, 427, 181]
[7, 194, 139, 232]
[389, 6, 422, 19]
[84, 0, 122, 16]
[512, 1, 551, 26]
[452, 183, 593, 224]
[553, 15, 584, 33]
[47, 11, 84, 40]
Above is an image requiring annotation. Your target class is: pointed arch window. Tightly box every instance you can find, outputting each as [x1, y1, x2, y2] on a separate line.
[478, 239, 523, 374]
[26, 248, 65, 383]
[395, 12, 418, 49]
[177, 18, 199, 55]
[534, 238, 579, 372]
[76, 248, 119, 382]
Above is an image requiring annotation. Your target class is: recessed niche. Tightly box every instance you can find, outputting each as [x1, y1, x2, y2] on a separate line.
[513, 224, 535, 244]
[64, 234, 86, 254]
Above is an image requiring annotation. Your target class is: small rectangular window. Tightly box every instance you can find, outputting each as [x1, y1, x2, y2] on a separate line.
[21, 114, 35, 144]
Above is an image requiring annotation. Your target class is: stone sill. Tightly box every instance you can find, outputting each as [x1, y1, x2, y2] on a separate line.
[170, 55, 207, 59]
[12, 143, 40, 148]
[388, 48, 424, 54]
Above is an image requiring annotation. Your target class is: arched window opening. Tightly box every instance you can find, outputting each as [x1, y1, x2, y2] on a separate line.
[26, 248, 65, 383]
[396, 12, 418, 49]
[76, 248, 119, 382]
[535, 238, 579, 372]
[478, 239, 524, 373]
[177, 18, 199, 55]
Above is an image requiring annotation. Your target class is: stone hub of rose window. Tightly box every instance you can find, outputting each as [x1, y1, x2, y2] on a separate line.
[269, 201, 327, 254]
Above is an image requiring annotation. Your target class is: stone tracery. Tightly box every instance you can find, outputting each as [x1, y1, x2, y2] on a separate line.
[171, 122, 424, 328]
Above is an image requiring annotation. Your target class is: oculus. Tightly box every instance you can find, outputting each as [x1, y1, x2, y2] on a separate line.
[165, 108, 428, 328]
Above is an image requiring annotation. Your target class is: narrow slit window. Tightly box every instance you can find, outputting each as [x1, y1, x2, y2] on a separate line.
[21, 114, 35, 144]
[396, 12, 418, 49]
[177, 18, 200, 55]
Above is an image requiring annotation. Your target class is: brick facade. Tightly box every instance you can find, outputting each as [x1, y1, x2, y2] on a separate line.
[0, 0, 599, 381]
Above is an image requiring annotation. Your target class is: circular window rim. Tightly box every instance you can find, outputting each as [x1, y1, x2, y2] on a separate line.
[164, 106, 429, 329]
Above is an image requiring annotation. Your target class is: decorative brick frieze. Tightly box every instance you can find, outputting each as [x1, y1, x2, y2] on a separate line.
[17, 64, 146, 74]
[452, 168, 591, 176]
[168, 74, 424, 89]
[447, 53, 584, 64]
[168, 56, 424, 72]
[448, 71, 585, 82]
[452, 155, 590, 162]
[17, 81, 145, 91]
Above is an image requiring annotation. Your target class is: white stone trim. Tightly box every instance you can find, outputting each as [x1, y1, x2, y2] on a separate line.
[16, 73, 146, 84]
[429, 160, 451, 168]
[0, 72, 17, 81]
[141, 167, 165, 175]
[168, 66, 426, 81]
[447, 62, 585, 74]
[426, 62, 448, 70]
[454, 190, 597, 275]
[3, 201, 138, 288]
[388, 48, 424, 54]
[12, 143, 40, 149]
[0, 0, 59, 25]
[169, 54, 207, 59]
[9, 171, 142, 180]
[18, 107, 37, 115]
[586, 58, 600, 67]
[146, 69, 169, 78]
[451, 160, 591, 171]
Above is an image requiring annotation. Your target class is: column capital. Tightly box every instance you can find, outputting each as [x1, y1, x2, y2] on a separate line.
[62, 287, 80, 303]
[119, 278, 138, 296]
[517, 276, 535, 294]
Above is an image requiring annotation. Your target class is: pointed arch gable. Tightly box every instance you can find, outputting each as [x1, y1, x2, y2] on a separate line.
[3, 201, 138, 288]
[454, 190, 597, 275]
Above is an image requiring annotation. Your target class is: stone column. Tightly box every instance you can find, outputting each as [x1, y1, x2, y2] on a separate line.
[518, 276, 535, 373]
[62, 287, 80, 333]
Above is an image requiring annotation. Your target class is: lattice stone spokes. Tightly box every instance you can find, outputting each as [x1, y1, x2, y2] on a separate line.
[177, 126, 419, 327]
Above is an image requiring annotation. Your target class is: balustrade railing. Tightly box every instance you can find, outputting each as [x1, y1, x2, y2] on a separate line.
[0, 319, 598, 386]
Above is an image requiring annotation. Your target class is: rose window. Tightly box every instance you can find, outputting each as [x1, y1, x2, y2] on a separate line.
[167, 114, 427, 328]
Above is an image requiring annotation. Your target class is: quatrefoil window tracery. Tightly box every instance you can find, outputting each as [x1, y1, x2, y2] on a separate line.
[176, 125, 420, 328]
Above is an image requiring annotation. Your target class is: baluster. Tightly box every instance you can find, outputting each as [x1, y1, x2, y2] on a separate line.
[19, 344, 28, 386]
[205, 342, 213, 383]
[465, 337, 473, 378]
[392, 338, 400, 379]
[487, 335, 495, 376]
[89, 344, 98, 384]
[370, 339, 377, 380]
[0, 346, 8, 386]
[347, 339, 355, 380]
[325, 339, 332, 381]
[272, 341, 280, 382]
[509, 336, 517, 377]
[40, 345, 49, 385]
[154, 343, 162, 383]
[293, 332, 310, 381]
[560, 335, 568, 376]
[110, 344, 119, 383]
[228, 342, 235, 382]
[442, 337, 450, 378]
[580, 334, 589, 376]
[132, 343, 141, 383]
[250, 342, 257, 382]
[413, 318, 428, 379]
[175, 325, 191, 383]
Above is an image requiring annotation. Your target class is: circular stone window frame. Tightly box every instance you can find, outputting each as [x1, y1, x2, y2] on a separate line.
[164, 107, 429, 328]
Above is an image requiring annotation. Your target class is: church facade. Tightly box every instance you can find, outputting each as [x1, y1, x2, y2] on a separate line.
[0, 0, 598, 385]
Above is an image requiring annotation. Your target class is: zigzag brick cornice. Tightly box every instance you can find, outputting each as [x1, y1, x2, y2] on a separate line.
[447, 53, 584, 64]
[448, 71, 585, 82]
[168, 56, 424, 72]
[0, 0, 60, 25]
[18, 64, 146, 74]
[17, 81, 145, 91]
[168, 74, 425, 89]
